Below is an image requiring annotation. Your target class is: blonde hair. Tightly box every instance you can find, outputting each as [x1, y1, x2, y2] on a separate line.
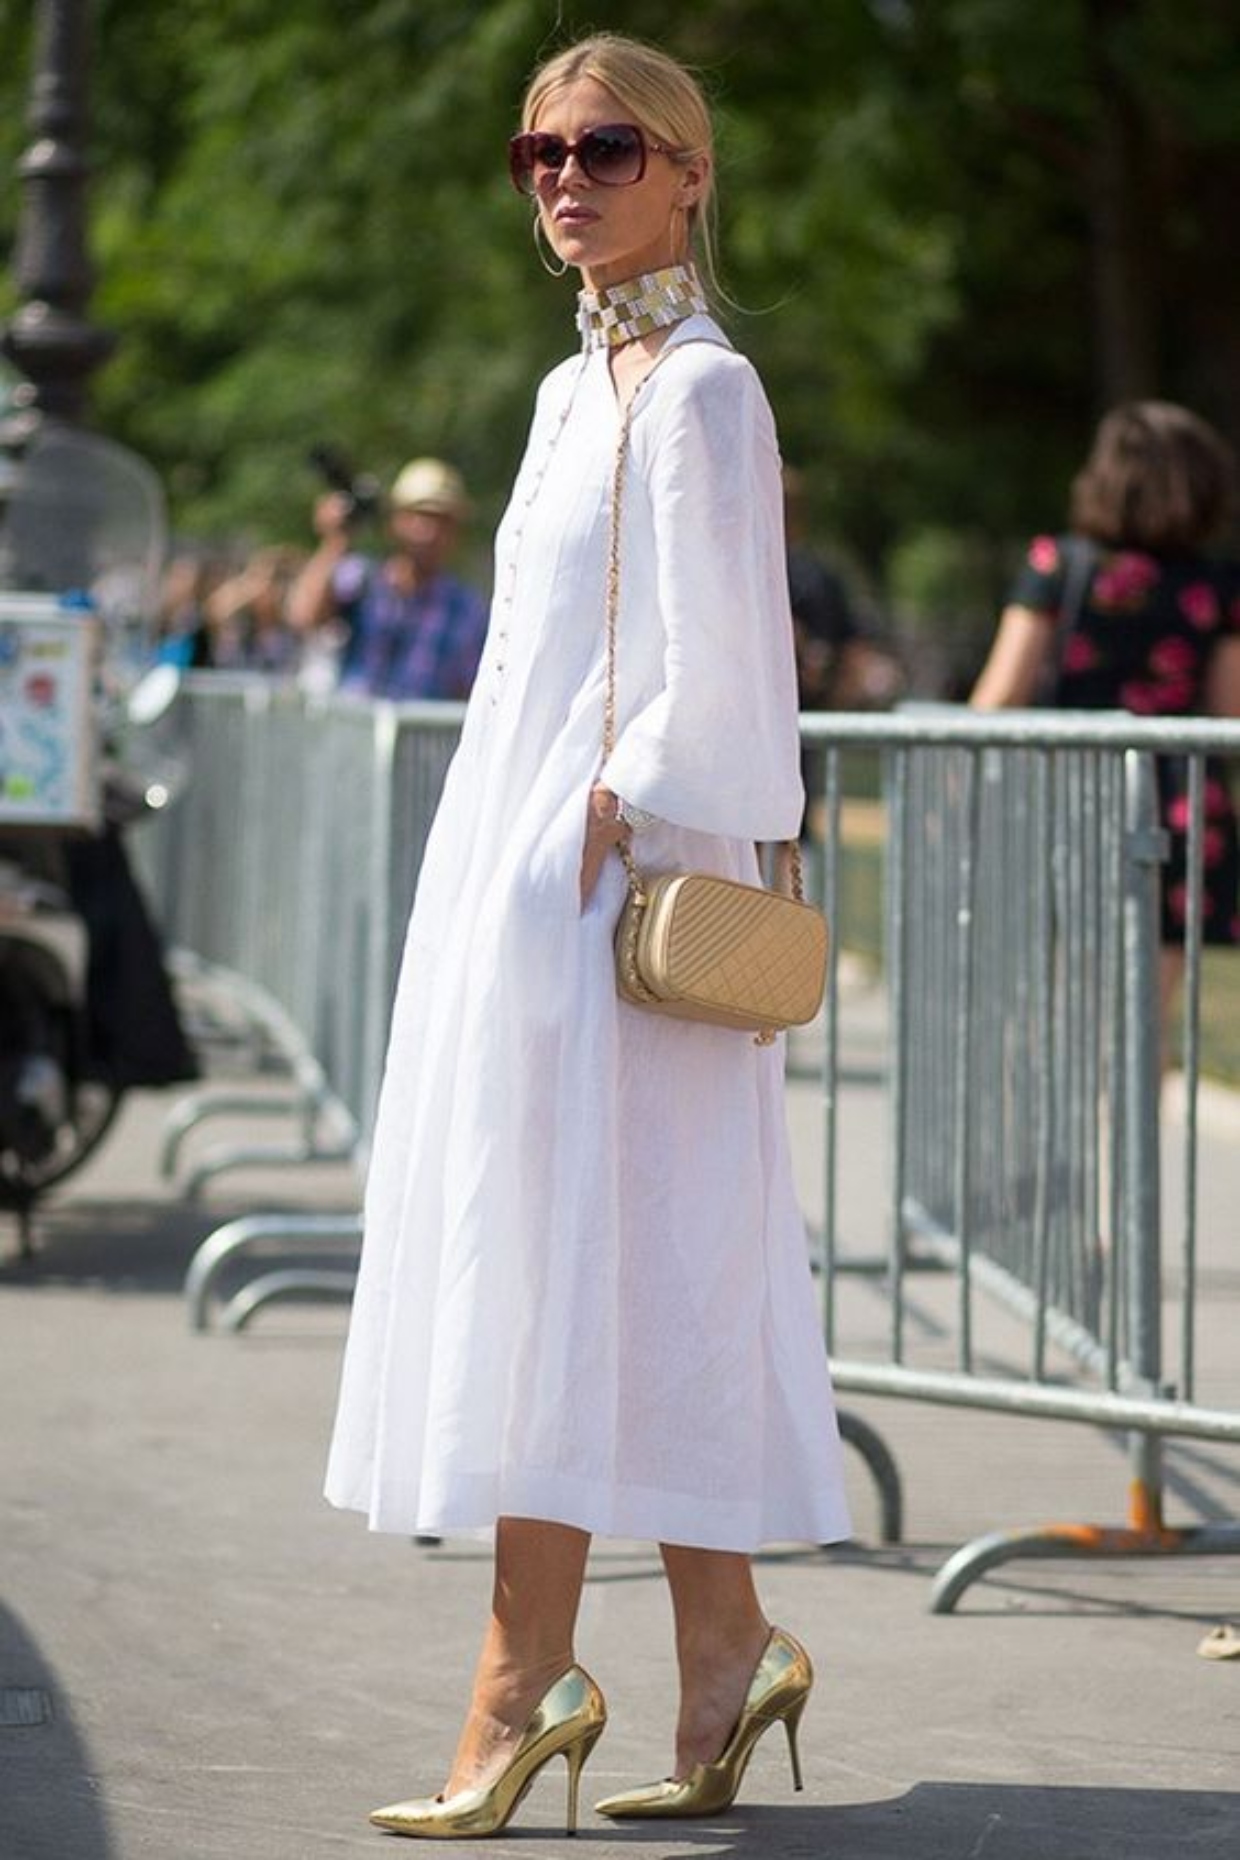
[521, 33, 720, 290]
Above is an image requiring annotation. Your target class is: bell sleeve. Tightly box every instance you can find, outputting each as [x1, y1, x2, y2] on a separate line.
[599, 349, 805, 842]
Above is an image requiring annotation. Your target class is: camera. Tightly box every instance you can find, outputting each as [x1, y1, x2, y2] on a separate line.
[308, 444, 383, 525]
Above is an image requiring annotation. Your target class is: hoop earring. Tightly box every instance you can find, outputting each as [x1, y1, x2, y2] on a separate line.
[669, 200, 693, 266]
[533, 213, 568, 277]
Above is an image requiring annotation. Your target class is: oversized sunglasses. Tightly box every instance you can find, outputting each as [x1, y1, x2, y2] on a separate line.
[507, 122, 667, 195]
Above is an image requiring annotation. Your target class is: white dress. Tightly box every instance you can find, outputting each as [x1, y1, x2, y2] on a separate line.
[325, 315, 851, 1552]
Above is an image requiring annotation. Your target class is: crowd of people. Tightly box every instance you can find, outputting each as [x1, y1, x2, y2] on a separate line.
[154, 452, 906, 713]
[153, 455, 490, 698]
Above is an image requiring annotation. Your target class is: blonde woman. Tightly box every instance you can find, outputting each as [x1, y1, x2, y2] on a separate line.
[325, 32, 850, 1838]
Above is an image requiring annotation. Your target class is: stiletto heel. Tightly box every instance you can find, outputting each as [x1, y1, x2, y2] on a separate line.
[784, 1692, 807, 1792]
[564, 1722, 604, 1834]
[370, 1665, 606, 1839]
[595, 1626, 813, 1821]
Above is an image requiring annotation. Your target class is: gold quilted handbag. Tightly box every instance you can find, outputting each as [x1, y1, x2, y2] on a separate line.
[615, 863, 828, 1041]
[603, 362, 828, 1045]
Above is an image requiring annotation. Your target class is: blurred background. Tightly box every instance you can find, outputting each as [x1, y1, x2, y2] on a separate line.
[2, 0, 1237, 698]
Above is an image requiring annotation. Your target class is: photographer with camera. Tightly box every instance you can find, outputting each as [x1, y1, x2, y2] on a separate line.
[287, 455, 488, 700]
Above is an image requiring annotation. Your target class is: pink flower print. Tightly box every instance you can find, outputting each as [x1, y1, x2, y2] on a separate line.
[1203, 825, 1227, 867]
[1028, 535, 1059, 574]
[1178, 582, 1220, 630]
[1120, 680, 1160, 714]
[1167, 883, 1188, 924]
[1060, 632, 1099, 673]
[1148, 635, 1197, 678]
[1152, 677, 1197, 713]
[1093, 552, 1160, 610]
[1168, 778, 1234, 836]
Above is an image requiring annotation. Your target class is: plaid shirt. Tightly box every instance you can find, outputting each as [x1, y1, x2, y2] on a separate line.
[334, 556, 488, 700]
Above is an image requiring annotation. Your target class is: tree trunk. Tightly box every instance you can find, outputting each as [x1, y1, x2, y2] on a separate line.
[1083, 0, 1161, 408]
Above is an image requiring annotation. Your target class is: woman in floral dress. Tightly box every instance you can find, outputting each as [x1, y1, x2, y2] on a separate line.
[971, 400, 1240, 1014]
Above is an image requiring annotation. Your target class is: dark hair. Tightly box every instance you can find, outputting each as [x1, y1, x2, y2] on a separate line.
[1069, 401, 1237, 551]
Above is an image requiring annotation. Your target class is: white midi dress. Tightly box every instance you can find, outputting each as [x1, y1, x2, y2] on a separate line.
[325, 314, 852, 1552]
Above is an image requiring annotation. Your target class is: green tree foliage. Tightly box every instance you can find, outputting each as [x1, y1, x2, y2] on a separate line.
[1, 0, 1237, 656]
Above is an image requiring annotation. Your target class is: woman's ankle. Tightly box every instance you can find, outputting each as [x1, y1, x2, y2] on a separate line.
[676, 1610, 769, 1676]
[470, 1645, 575, 1724]
[444, 1651, 577, 1796]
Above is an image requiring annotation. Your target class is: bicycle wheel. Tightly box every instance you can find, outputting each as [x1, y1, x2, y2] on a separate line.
[0, 1076, 123, 1201]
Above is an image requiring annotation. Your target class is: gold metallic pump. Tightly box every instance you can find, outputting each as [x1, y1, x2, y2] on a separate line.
[594, 1626, 812, 1820]
[369, 1664, 606, 1839]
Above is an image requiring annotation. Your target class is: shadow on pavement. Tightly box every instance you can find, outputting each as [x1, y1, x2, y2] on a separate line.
[0, 1195, 357, 1303]
[0, 1197, 214, 1293]
[0, 1599, 115, 1860]
[580, 1782, 1239, 1858]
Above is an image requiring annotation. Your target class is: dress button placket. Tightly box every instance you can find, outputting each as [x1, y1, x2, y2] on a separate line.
[490, 368, 583, 708]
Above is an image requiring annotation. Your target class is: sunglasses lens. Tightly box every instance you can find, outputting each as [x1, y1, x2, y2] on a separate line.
[507, 124, 647, 194]
[580, 124, 644, 185]
[508, 133, 566, 194]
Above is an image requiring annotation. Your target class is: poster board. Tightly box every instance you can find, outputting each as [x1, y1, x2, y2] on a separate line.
[0, 594, 101, 830]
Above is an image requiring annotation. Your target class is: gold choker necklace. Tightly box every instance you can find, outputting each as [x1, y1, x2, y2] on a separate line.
[577, 265, 707, 351]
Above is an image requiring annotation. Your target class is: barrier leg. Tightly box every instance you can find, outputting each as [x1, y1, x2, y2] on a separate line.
[222, 1268, 358, 1331]
[160, 953, 359, 1196]
[931, 1466, 1240, 1612]
[185, 1211, 362, 1331]
[836, 1408, 903, 1544]
[160, 1089, 306, 1180]
[181, 1130, 356, 1202]
[930, 1516, 1240, 1614]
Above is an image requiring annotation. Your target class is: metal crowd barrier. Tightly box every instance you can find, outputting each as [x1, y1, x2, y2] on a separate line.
[135, 683, 1240, 1606]
[132, 678, 461, 1330]
[804, 709, 1240, 1607]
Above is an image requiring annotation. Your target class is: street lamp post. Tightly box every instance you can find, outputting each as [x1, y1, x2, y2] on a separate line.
[0, 1, 162, 627]
[2, 0, 113, 445]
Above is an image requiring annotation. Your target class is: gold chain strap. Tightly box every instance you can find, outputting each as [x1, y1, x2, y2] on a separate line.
[602, 393, 634, 764]
[602, 360, 803, 904]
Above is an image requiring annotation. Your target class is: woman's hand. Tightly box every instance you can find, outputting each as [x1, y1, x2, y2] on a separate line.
[580, 784, 631, 909]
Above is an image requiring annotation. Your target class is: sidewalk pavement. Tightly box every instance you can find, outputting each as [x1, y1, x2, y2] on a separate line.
[3, 1032, 1240, 1860]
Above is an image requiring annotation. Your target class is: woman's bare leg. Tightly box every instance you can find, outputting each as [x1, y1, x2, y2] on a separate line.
[443, 1517, 591, 1795]
[659, 1545, 771, 1776]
